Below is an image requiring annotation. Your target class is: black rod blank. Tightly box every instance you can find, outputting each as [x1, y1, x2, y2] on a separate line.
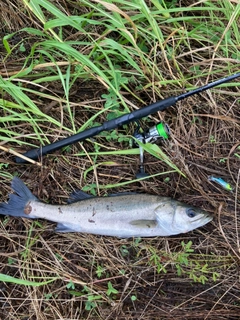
[15, 72, 240, 163]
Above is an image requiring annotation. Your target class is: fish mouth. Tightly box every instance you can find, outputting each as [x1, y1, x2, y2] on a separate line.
[192, 213, 213, 224]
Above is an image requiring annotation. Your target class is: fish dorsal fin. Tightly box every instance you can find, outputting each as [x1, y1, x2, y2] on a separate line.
[108, 192, 138, 197]
[68, 190, 138, 204]
[67, 190, 94, 204]
[129, 219, 158, 228]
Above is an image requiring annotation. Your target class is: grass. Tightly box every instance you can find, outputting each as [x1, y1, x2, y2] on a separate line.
[0, 273, 58, 286]
[0, 0, 240, 319]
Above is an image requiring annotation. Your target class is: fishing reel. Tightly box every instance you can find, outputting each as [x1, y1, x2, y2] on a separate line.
[134, 122, 170, 178]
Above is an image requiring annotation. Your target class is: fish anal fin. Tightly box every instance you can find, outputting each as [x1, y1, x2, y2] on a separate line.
[55, 222, 79, 232]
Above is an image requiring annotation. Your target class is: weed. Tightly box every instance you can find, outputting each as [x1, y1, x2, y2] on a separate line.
[142, 241, 227, 284]
[81, 184, 97, 196]
[120, 245, 130, 257]
[0, 163, 9, 170]
[69, 287, 103, 310]
[55, 253, 63, 261]
[106, 281, 119, 297]
[234, 146, 240, 158]
[82, 286, 103, 311]
[7, 257, 16, 265]
[119, 269, 126, 275]
[85, 294, 102, 311]
[209, 135, 216, 143]
[100, 130, 131, 143]
[44, 293, 53, 300]
[131, 295, 137, 301]
[20, 222, 40, 262]
[96, 265, 106, 278]
[66, 280, 75, 290]
[219, 158, 227, 163]
[148, 246, 167, 274]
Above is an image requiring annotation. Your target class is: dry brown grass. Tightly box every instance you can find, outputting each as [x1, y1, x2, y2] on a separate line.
[0, 0, 240, 319]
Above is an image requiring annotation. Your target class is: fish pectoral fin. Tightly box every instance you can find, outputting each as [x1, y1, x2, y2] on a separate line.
[129, 219, 158, 228]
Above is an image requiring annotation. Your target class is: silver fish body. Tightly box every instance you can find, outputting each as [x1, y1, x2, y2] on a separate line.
[0, 178, 212, 237]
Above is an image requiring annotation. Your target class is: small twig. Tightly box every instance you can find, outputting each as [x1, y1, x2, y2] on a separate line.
[0, 146, 41, 166]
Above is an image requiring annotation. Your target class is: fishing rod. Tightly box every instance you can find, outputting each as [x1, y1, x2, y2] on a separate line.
[15, 72, 240, 164]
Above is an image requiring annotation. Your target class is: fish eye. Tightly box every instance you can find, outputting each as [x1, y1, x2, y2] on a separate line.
[186, 208, 196, 218]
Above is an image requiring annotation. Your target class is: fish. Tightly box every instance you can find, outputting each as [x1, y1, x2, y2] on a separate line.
[0, 177, 212, 237]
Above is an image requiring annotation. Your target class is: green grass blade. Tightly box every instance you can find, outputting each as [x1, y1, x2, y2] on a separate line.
[0, 273, 58, 287]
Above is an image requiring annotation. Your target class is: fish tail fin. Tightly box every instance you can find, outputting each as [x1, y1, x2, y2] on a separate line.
[0, 177, 38, 218]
